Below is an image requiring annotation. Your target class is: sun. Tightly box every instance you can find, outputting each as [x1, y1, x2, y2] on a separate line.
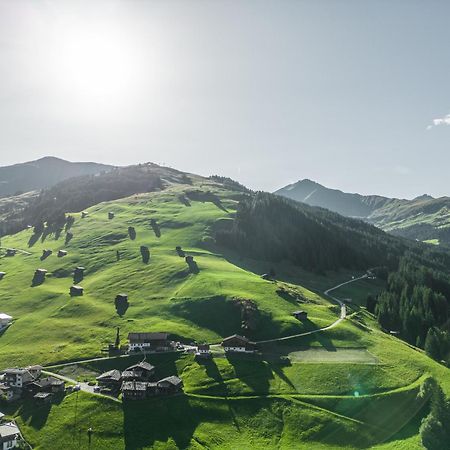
[52, 23, 144, 107]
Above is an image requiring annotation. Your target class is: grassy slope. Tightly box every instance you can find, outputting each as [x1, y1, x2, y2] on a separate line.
[0, 178, 449, 449]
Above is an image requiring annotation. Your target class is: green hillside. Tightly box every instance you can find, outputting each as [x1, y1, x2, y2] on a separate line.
[0, 174, 448, 449]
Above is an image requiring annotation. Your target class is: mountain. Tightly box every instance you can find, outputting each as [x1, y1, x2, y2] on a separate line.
[0, 163, 448, 449]
[275, 179, 450, 245]
[0, 156, 113, 198]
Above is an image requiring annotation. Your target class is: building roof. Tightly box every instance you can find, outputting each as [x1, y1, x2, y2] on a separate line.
[30, 377, 62, 388]
[0, 421, 20, 440]
[0, 313, 12, 320]
[158, 376, 183, 387]
[96, 369, 121, 382]
[2, 368, 32, 376]
[197, 344, 210, 350]
[125, 361, 155, 372]
[293, 310, 307, 315]
[34, 392, 52, 399]
[128, 332, 169, 342]
[222, 334, 254, 345]
[26, 365, 43, 371]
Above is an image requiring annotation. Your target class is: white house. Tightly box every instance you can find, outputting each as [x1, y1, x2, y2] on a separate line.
[0, 315, 12, 330]
[127, 332, 170, 352]
[2, 369, 34, 389]
[0, 422, 21, 449]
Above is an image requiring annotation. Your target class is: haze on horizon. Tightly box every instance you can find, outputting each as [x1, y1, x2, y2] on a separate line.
[0, 0, 449, 199]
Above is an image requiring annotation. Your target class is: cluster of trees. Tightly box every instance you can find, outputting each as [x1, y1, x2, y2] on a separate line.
[216, 192, 406, 273]
[420, 379, 450, 449]
[0, 166, 163, 236]
[372, 257, 449, 362]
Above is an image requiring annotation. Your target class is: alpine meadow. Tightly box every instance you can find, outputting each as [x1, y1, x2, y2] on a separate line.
[0, 1, 449, 449]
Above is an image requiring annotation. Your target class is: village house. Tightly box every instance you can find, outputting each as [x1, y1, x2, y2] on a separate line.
[26, 365, 43, 379]
[127, 332, 171, 353]
[121, 381, 147, 400]
[195, 344, 211, 359]
[96, 370, 122, 389]
[292, 310, 308, 321]
[221, 335, 256, 353]
[26, 376, 64, 397]
[121, 362, 155, 381]
[0, 315, 12, 331]
[0, 422, 21, 450]
[157, 376, 183, 395]
[2, 368, 34, 389]
[33, 392, 53, 405]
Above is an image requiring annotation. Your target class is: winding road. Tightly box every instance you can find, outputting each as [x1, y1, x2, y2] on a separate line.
[256, 273, 368, 344]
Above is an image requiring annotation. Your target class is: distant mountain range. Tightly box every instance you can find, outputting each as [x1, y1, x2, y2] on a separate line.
[275, 179, 450, 246]
[0, 156, 112, 198]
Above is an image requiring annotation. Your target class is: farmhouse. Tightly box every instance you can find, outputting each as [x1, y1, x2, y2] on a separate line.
[122, 362, 155, 381]
[96, 370, 122, 389]
[127, 332, 171, 352]
[157, 376, 183, 395]
[221, 335, 256, 353]
[121, 381, 147, 400]
[57, 250, 67, 257]
[33, 392, 53, 405]
[2, 368, 34, 389]
[0, 422, 21, 449]
[0, 314, 12, 330]
[26, 377, 64, 396]
[25, 365, 42, 379]
[195, 344, 211, 359]
[293, 310, 308, 321]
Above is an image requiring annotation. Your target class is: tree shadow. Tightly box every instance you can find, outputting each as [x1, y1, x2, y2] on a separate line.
[122, 395, 198, 450]
[18, 398, 52, 430]
[115, 295, 130, 317]
[128, 227, 136, 240]
[175, 246, 185, 257]
[65, 232, 73, 245]
[185, 256, 199, 274]
[40, 249, 52, 261]
[226, 354, 272, 394]
[150, 219, 161, 238]
[140, 246, 150, 263]
[185, 190, 228, 212]
[178, 194, 191, 207]
[28, 232, 42, 248]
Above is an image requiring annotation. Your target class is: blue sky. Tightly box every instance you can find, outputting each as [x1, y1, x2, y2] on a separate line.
[0, 0, 449, 198]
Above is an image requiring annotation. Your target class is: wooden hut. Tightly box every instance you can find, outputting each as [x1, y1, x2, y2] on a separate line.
[293, 310, 308, 321]
[70, 285, 84, 296]
[108, 212, 115, 220]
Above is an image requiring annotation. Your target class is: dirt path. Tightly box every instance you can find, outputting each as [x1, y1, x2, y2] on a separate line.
[256, 274, 367, 344]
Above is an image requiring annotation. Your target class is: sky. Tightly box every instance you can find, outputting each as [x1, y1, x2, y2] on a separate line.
[0, 0, 449, 199]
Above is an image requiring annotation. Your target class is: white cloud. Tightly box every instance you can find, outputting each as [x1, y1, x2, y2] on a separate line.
[427, 113, 450, 130]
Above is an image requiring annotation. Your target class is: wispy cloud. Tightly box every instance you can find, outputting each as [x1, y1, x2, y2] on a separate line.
[427, 113, 450, 130]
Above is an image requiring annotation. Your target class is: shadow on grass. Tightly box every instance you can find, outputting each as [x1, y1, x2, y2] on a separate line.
[122, 395, 198, 450]
[17, 398, 52, 430]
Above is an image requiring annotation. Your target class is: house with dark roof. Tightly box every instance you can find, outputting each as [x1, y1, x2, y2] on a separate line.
[127, 332, 171, 352]
[121, 381, 148, 400]
[122, 362, 155, 381]
[96, 370, 122, 389]
[221, 335, 256, 353]
[33, 392, 53, 405]
[0, 421, 21, 449]
[156, 376, 183, 395]
[26, 376, 65, 396]
[195, 344, 211, 359]
[2, 368, 35, 389]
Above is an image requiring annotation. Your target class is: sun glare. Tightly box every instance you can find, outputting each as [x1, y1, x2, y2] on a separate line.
[52, 23, 145, 108]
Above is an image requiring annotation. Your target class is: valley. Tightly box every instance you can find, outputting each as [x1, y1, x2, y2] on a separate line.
[0, 172, 448, 449]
